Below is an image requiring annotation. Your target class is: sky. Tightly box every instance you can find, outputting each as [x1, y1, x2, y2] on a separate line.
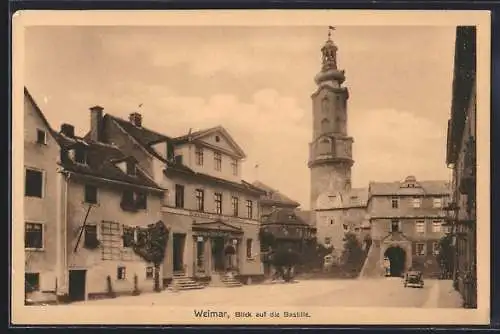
[24, 25, 457, 210]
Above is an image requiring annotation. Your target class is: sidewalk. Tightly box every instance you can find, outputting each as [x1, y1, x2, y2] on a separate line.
[436, 280, 464, 308]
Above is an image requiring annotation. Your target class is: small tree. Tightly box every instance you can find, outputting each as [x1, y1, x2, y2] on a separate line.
[340, 232, 366, 277]
[436, 234, 454, 279]
[125, 221, 169, 292]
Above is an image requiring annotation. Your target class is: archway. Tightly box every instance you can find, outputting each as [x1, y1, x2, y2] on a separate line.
[384, 246, 406, 277]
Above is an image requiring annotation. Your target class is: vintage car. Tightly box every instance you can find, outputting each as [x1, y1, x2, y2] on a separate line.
[403, 270, 424, 288]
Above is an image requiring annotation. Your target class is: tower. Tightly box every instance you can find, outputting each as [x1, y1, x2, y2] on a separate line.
[309, 27, 354, 210]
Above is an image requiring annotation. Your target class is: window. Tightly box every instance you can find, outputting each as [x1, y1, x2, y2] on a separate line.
[415, 220, 425, 233]
[196, 189, 205, 212]
[36, 129, 46, 144]
[214, 152, 222, 171]
[175, 155, 183, 165]
[433, 198, 443, 208]
[195, 147, 204, 166]
[175, 184, 184, 208]
[246, 239, 253, 258]
[101, 221, 122, 260]
[123, 226, 135, 248]
[215, 135, 220, 142]
[432, 220, 442, 233]
[75, 148, 87, 165]
[246, 200, 253, 219]
[83, 224, 98, 248]
[415, 243, 425, 256]
[390, 220, 400, 232]
[135, 192, 147, 210]
[126, 161, 136, 176]
[117, 266, 126, 280]
[25, 222, 43, 249]
[330, 219, 335, 225]
[412, 197, 421, 208]
[25, 168, 43, 198]
[325, 237, 331, 245]
[215, 193, 223, 215]
[231, 196, 239, 217]
[121, 190, 135, 210]
[342, 224, 349, 232]
[146, 266, 154, 279]
[84, 185, 98, 204]
[231, 158, 238, 176]
[432, 242, 439, 255]
[391, 197, 399, 209]
[25, 273, 40, 292]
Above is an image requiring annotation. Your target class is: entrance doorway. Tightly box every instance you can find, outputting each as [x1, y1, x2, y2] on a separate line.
[68, 269, 86, 302]
[224, 244, 237, 270]
[384, 246, 406, 277]
[211, 237, 226, 272]
[173, 233, 186, 273]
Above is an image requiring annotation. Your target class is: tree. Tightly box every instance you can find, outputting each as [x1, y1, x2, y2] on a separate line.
[268, 247, 302, 282]
[125, 221, 169, 292]
[340, 232, 366, 276]
[436, 234, 454, 279]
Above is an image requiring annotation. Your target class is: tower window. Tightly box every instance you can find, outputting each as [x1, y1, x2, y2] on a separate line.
[321, 118, 330, 133]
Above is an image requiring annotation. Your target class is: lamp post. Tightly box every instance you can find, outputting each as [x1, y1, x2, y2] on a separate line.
[443, 201, 459, 286]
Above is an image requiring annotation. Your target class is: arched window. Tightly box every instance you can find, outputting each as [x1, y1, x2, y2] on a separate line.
[321, 118, 330, 133]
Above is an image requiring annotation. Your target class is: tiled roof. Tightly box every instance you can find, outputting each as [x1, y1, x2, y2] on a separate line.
[24, 87, 58, 141]
[369, 179, 450, 196]
[295, 210, 315, 227]
[251, 181, 301, 207]
[170, 126, 221, 144]
[105, 115, 174, 163]
[54, 132, 163, 191]
[262, 208, 311, 227]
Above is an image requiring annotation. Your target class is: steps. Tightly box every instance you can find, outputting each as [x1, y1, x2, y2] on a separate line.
[210, 272, 243, 287]
[168, 273, 205, 291]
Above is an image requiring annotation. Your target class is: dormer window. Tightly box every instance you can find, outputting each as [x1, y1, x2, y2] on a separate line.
[74, 148, 87, 165]
[126, 161, 136, 176]
[36, 129, 47, 145]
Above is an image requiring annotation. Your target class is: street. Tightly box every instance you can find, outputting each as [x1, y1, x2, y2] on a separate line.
[72, 278, 462, 308]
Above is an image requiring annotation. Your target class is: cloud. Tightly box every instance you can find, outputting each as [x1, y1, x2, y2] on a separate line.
[349, 108, 449, 186]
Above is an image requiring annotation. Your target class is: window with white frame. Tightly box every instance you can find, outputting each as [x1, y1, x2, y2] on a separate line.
[195, 147, 204, 166]
[432, 242, 439, 255]
[412, 197, 421, 208]
[390, 219, 400, 232]
[214, 152, 222, 171]
[246, 200, 253, 219]
[117, 266, 126, 280]
[432, 220, 442, 233]
[433, 197, 443, 208]
[83, 224, 98, 248]
[25, 222, 43, 249]
[215, 192, 223, 215]
[415, 220, 425, 233]
[25, 168, 44, 198]
[146, 266, 154, 280]
[415, 242, 426, 256]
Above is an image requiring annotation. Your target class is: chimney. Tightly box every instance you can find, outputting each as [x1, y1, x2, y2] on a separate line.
[60, 123, 75, 138]
[90, 105, 104, 142]
[129, 112, 142, 127]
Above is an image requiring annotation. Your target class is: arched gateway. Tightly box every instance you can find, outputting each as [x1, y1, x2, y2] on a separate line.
[384, 246, 406, 277]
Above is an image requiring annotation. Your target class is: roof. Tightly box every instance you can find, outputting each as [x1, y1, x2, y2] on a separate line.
[171, 125, 246, 159]
[369, 178, 450, 196]
[261, 208, 312, 227]
[295, 210, 315, 227]
[251, 181, 301, 207]
[54, 131, 163, 191]
[104, 114, 174, 163]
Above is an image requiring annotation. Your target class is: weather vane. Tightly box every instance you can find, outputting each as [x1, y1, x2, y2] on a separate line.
[328, 26, 336, 39]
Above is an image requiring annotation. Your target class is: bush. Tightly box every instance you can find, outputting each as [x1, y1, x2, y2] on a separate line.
[340, 232, 366, 276]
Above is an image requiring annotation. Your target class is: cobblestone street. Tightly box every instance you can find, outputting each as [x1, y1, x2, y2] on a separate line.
[71, 278, 463, 308]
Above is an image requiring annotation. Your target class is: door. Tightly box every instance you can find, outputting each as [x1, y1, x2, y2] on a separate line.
[69, 270, 86, 302]
[211, 237, 225, 272]
[173, 234, 186, 272]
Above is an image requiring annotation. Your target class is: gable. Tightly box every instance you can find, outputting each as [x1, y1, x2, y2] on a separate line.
[195, 128, 246, 159]
[192, 220, 243, 234]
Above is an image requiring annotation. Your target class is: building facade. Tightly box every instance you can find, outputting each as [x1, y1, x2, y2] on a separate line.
[94, 112, 266, 285]
[445, 26, 477, 308]
[360, 176, 450, 278]
[24, 88, 61, 304]
[24, 90, 166, 303]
